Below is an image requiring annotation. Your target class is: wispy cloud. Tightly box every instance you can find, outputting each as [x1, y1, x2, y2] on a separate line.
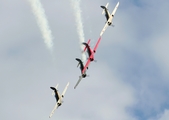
[70, 0, 86, 62]
[28, 0, 53, 52]
[148, 109, 169, 120]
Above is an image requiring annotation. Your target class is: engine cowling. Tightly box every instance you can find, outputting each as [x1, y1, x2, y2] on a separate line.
[57, 102, 61, 106]
[108, 22, 112, 25]
[82, 74, 87, 78]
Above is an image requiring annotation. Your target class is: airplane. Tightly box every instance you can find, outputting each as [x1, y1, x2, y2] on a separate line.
[100, 2, 119, 36]
[74, 58, 87, 89]
[82, 36, 101, 71]
[49, 82, 69, 118]
[74, 37, 102, 89]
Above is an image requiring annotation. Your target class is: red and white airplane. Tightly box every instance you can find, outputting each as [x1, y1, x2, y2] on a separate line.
[100, 2, 119, 36]
[74, 37, 102, 89]
[82, 37, 101, 72]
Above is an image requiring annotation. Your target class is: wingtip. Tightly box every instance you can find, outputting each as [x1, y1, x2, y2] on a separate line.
[67, 82, 70, 86]
[74, 85, 77, 89]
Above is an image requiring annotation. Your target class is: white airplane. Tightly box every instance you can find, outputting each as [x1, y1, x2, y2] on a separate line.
[100, 2, 119, 36]
[74, 58, 87, 89]
[49, 82, 69, 118]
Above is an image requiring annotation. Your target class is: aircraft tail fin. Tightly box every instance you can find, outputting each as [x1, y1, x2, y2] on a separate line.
[101, 3, 109, 15]
[76, 58, 80, 67]
[76, 58, 83, 68]
[83, 39, 90, 52]
[52, 84, 59, 96]
[61, 82, 69, 97]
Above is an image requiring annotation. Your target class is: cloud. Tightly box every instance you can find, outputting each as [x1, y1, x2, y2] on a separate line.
[158, 110, 169, 120]
[70, 0, 86, 62]
[58, 62, 137, 120]
[86, 63, 137, 120]
[148, 109, 169, 120]
[1, 0, 169, 120]
[28, 0, 54, 52]
[91, 0, 169, 119]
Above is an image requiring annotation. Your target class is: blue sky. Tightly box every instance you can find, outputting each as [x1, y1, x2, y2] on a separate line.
[0, 0, 169, 120]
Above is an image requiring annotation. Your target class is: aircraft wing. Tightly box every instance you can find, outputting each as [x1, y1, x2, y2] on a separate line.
[100, 22, 108, 36]
[82, 58, 91, 74]
[74, 76, 83, 89]
[111, 2, 119, 17]
[61, 82, 69, 97]
[49, 103, 59, 118]
[93, 37, 101, 53]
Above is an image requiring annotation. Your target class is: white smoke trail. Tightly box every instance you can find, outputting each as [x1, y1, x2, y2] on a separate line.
[28, 0, 53, 52]
[71, 0, 86, 62]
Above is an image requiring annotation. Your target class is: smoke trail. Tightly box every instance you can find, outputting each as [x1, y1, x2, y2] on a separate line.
[71, 0, 86, 62]
[28, 0, 53, 52]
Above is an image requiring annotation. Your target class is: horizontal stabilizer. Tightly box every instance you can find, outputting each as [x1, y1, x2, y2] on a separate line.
[76, 58, 84, 72]
[102, 3, 109, 15]
[52, 84, 59, 96]
[76, 58, 82, 65]
[83, 39, 90, 52]
[101, 6, 106, 9]
[76, 58, 81, 68]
